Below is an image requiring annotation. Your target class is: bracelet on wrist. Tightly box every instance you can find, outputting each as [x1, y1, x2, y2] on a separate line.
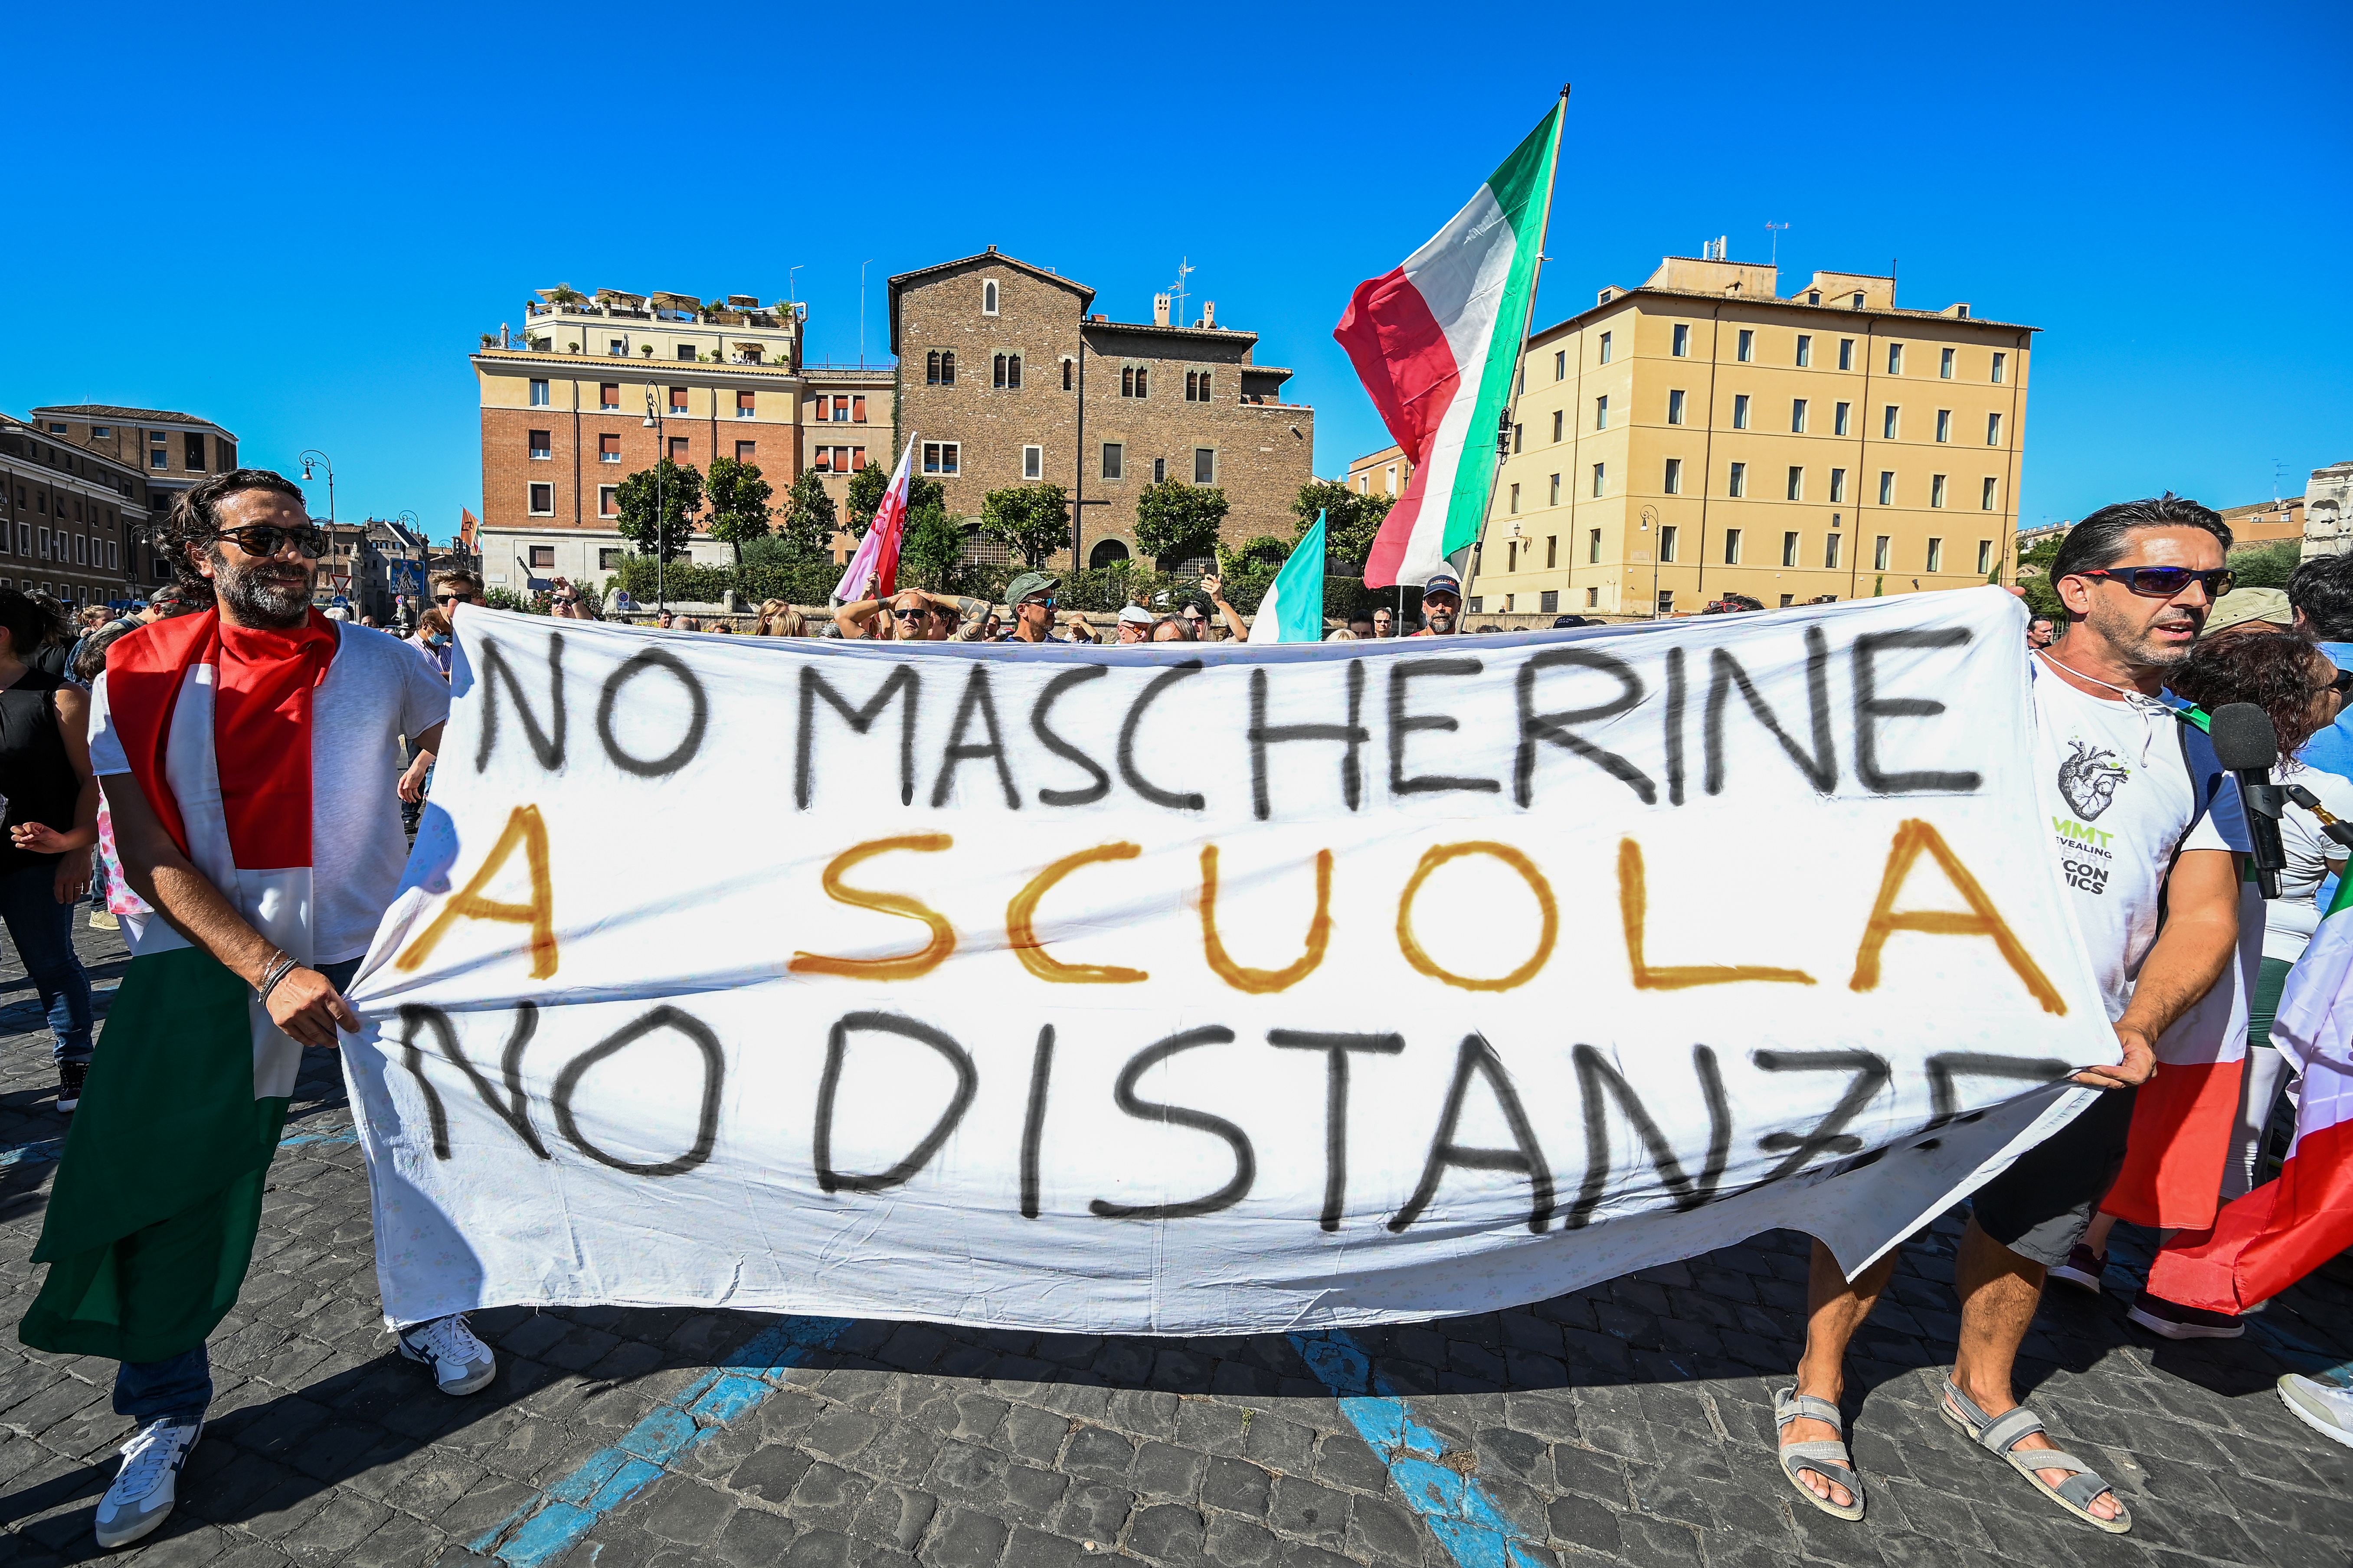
[256, 952, 299, 1003]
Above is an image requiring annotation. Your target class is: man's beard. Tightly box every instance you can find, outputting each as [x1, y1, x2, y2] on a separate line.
[1427, 610, 1456, 633]
[211, 549, 311, 628]
[2085, 594, 2198, 670]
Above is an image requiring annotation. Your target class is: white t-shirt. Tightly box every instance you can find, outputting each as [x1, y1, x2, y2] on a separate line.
[2268, 761, 2353, 963]
[2032, 672, 2234, 1021]
[89, 624, 451, 964]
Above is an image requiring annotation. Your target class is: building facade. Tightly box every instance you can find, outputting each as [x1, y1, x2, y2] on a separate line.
[473, 289, 814, 595]
[801, 366, 897, 559]
[1346, 444, 1412, 503]
[889, 249, 1314, 569]
[31, 403, 240, 589]
[0, 415, 151, 606]
[1470, 257, 2034, 617]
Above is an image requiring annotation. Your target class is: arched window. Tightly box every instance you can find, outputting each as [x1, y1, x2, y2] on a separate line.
[941, 351, 956, 385]
[1089, 538, 1131, 568]
[1196, 370, 1209, 402]
[1133, 367, 1148, 399]
[993, 353, 1007, 388]
[1185, 371, 1198, 401]
[1121, 366, 1134, 397]
[983, 280, 998, 314]
[1062, 358, 1073, 390]
[1007, 353, 1021, 389]
[926, 351, 940, 385]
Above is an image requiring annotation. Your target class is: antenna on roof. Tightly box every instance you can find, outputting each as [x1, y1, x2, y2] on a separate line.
[1764, 220, 1787, 268]
[1168, 256, 1194, 327]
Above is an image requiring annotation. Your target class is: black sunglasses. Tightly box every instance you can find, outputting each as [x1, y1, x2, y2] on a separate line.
[433, 592, 468, 604]
[2323, 670, 2353, 697]
[214, 524, 328, 560]
[2074, 566, 2235, 598]
[892, 608, 927, 620]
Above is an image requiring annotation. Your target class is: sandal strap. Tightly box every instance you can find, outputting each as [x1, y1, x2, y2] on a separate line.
[2049, 1467, 2116, 1512]
[1980, 1406, 2047, 1453]
[1780, 1439, 1856, 1475]
[1774, 1389, 1844, 1432]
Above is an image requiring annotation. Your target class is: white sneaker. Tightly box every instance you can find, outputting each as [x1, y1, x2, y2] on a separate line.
[94, 1416, 200, 1549]
[2278, 1373, 2353, 1450]
[396, 1314, 496, 1395]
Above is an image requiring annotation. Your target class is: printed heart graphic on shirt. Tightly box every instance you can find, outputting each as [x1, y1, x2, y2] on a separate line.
[2058, 740, 2130, 821]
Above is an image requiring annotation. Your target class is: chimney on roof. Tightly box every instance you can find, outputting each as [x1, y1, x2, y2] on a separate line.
[1203, 301, 1217, 328]
[1154, 293, 1171, 327]
[987, 244, 997, 253]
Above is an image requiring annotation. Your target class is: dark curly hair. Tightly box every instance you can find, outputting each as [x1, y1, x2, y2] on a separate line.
[2166, 630, 2337, 761]
[157, 468, 310, 602]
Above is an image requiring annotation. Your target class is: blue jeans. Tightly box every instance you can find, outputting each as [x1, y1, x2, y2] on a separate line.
[0, 859, 94, 1064]
[115, 1344, 212, 1426]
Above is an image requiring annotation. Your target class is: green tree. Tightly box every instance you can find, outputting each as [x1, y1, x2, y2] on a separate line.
[900, 505, 966, 591]
[978, 484, 1073, 568]
[704, 456, 775, 565]
[2016, 534, 2065, 620]
[776, 469, 839, 559]
[1290, 479, 1394, 569]
[2229, 538, 2301, 590]
[844, 462, 943, 539]
[1135, 478, 1230, 566]
[614, 458, 704, 563]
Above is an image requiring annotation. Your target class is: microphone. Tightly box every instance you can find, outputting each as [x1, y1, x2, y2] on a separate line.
[2208, 702, 2287, 899]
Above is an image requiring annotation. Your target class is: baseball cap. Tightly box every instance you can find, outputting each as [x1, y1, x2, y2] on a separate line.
[1423, 574, 1463, 600]
[1116, 604, 1154, 625]
[2204, 587, 2292, 636]
[1006, 569, 1061, 606]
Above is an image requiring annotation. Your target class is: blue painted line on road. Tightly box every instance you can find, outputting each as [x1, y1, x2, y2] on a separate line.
[468, 1314, 853, 1568]
[1291, 1329, 1548, 1568]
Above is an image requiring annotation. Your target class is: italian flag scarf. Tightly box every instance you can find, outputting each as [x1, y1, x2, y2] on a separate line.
[2150, 874, 2353, 1312]
[1337, 97, 1561, 591]
[21, 607, 337, 1363]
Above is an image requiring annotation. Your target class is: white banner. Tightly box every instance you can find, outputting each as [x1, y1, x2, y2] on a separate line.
[346, 590, 2117, 1333]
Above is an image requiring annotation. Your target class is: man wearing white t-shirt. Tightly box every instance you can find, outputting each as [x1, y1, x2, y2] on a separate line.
[1772, 497, 2242, 1535]
[71, 473, 497, 1548]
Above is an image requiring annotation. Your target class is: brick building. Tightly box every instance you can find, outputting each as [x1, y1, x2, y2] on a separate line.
[802, 366, 896, 559]
[30, 403, 239, 589]
[472, 289, 815, 595]
[888, 248, 1315, 569]
[0, 414, 150, 606]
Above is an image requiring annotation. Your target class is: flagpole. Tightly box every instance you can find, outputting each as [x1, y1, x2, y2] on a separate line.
[1458, 84, 1568, 621]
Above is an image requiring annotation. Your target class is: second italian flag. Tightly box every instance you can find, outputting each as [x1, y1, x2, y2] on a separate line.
[1337, 98, 1562, 591]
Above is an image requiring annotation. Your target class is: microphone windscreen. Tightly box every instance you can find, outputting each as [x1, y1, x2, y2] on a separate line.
[2209, 701, 2281, 772]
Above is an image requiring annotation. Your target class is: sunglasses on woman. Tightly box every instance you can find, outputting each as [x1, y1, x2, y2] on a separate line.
[213, 524, 329, 560]
[2073, 566, 2235, 598]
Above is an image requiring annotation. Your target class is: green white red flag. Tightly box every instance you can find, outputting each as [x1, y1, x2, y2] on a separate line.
[1337, 99, 1563, 591]
[21, 610, 331, 1362]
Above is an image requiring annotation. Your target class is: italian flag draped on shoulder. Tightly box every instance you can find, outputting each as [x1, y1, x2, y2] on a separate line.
[1337, 95, 1562, 590]
[20, 608, 333, 1363]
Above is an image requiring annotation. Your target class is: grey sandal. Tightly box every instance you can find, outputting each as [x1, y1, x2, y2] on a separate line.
[1939, 1379, 2130, 1534]
[1774, 1387, 1865, 1520]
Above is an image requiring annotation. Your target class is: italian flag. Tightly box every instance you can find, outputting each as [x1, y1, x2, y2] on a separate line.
[21, 610, 332, 1363]
[833, 432, 917, 605]
[1337, 97, 1563, 591]
[2147, 875, 2353, 1313]
[1247, 510, 1328, 644]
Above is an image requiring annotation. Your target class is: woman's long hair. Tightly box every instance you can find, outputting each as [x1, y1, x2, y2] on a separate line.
[2167, 630, 2337, 761]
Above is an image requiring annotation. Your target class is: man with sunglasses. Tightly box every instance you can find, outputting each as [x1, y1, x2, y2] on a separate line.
[1772, 496, 2245, 1535]
[831, 586, 984, 643]
[999, 571, 1067, 644]
[26, 470, 497, 1549]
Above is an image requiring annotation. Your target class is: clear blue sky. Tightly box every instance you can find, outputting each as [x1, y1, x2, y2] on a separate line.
[4, 1, 2342, 542]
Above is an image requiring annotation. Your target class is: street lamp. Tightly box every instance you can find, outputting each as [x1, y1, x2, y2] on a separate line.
[297, 450, 335, 524]
[642, 390, 667, 612]
[1640, 505, 1661, 620]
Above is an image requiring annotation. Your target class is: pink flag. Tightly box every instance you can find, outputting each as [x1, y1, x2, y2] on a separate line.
[832, 433, 918, 605]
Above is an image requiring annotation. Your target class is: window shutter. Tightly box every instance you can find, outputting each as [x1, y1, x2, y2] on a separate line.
[738, 390, 755, 413]
[852, 395, 866, 422]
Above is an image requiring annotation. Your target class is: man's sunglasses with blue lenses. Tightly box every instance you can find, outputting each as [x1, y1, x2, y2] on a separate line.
[2073, 566, 2234, 599]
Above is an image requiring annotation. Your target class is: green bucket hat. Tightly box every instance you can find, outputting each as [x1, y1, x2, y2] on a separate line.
[1006, 570, 1062, 608]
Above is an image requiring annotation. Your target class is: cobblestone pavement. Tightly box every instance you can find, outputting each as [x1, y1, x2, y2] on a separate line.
[3, 917, 2350, 1567]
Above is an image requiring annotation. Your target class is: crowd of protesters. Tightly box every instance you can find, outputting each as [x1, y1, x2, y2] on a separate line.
[9, 470, 2353, 1549]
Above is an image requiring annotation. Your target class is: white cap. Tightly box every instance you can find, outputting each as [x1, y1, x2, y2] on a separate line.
[1116, 604, 1154, 625]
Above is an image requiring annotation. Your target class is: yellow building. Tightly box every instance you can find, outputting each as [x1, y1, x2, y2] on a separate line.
[1470, 256, 2034, 617]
